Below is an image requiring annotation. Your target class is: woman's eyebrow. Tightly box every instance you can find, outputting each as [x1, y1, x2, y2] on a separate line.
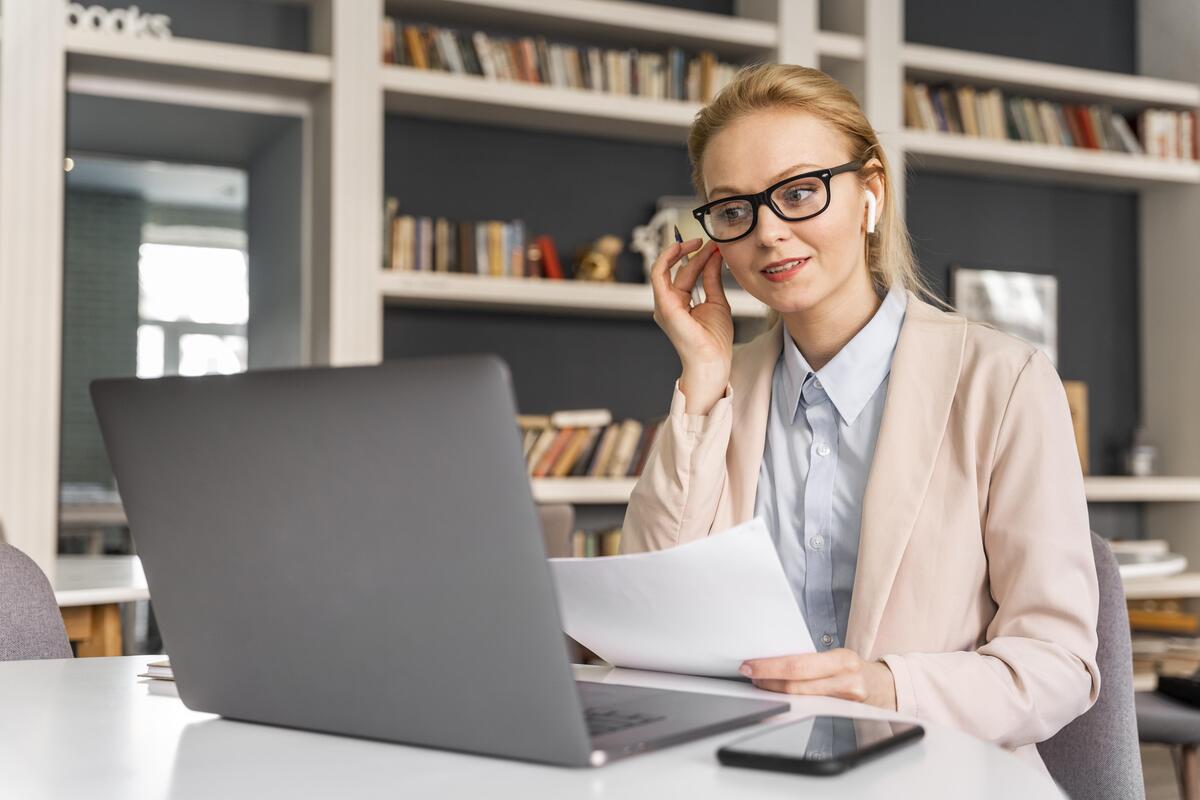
[708, 162, 822, 199]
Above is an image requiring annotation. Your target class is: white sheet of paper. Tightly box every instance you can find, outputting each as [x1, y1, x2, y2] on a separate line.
[549, 516, 814, 678]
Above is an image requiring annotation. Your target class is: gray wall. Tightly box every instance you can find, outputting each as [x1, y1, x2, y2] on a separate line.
[60, 191, 143, 485]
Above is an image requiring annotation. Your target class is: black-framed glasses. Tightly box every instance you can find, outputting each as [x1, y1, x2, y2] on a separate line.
[692, 160, 864, 243]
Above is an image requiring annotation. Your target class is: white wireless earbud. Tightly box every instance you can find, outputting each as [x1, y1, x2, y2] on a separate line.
[865, 190, 877, 234]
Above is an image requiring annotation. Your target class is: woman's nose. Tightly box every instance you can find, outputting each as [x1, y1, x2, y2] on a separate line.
[754, 203, 792, 246]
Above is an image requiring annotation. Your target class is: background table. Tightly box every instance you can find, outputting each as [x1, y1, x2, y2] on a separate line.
[53, 555, 149, 657]
[0, 656, 1065, 799]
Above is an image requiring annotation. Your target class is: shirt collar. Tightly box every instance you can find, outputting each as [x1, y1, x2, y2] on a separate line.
[780, 284, 908, 426]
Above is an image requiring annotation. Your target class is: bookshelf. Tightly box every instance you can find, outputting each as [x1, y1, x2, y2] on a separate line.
[379, 270, 768, 318]
[903, 43, 1200, 110]
[64, 28, 332, 96]
[901, 130, 1200, 190]
[3, 0, 1200, 578]
[381, 64, 699, 144]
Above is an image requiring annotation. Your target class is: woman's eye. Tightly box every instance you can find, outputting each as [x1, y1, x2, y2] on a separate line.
[718, 205, 747, 222]
[783, 186, 815, 203]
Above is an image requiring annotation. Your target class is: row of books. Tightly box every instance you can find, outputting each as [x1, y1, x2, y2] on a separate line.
[1128, 597, 1198, 635]
[569, 527, 622, 558]
[904, 80, 1200, 160]
[383, 202, 567, 279]
[381, 17, 740, 103]
[519, 408, 663, 479]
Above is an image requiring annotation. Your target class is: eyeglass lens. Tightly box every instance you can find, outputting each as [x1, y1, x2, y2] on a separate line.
[700, 175, 828, 241]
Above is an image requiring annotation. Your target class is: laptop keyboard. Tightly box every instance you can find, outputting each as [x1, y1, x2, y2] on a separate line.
[584, 707, 666, 737]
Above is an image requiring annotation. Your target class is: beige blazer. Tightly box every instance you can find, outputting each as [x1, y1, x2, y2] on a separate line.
[621, 291, 1101, 774]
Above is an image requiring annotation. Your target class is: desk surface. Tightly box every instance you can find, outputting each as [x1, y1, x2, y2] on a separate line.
[52, 555, 149, 607]
[0, 656, 1063, 799]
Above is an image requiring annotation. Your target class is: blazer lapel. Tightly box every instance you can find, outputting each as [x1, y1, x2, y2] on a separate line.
[845, 293, 967, 658]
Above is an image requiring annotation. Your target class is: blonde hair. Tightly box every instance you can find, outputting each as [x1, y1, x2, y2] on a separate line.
[688, 63, 943, 326]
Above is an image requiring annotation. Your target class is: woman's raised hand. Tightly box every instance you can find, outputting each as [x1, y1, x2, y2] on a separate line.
[649, 238, 734, 415]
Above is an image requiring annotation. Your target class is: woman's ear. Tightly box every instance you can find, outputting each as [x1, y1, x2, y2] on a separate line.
[862, 161, 885, 233]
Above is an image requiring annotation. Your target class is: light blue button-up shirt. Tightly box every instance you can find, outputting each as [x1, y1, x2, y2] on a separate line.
[753, 286, 907, 651]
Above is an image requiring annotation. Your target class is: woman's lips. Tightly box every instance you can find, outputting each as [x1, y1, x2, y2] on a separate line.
[760, 257, 809, 282]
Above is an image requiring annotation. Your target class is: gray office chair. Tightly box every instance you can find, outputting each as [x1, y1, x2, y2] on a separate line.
[1037, 533, 1144, 799]
[1137, 692, 1200, 800]
[0, 543, 72, 661]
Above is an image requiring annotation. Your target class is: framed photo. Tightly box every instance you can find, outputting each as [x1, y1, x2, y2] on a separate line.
[951, 267, 1058, 366]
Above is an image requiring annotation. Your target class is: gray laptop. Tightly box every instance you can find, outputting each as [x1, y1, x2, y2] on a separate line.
[91, 354, 787, 767]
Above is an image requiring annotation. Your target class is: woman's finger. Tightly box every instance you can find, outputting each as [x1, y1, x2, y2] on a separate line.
[741, 649, 858, 681]
[671, 240, 716, 294]
[699, 247, 730, 309]
[650, 239, 702, 312]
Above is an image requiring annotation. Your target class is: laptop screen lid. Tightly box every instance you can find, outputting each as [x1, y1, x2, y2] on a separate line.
[91, 354, 594, 765]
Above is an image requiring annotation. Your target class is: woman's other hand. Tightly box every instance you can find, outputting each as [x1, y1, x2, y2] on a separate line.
[739, 649, 898, 710]
[648, 238, 734, 415]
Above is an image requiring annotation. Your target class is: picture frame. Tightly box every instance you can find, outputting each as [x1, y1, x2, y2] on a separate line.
[950, 266, 1059, 367]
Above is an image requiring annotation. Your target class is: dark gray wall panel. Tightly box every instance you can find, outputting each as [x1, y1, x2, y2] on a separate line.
[906, 170, 1139, 477]
[906, 0, 1135, 73]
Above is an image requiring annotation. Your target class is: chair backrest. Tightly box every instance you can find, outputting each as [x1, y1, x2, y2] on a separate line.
[1037, 532, 1144, 799]
[0, 544, 72, 661]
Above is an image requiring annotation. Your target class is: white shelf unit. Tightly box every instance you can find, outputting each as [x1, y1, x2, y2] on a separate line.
[901, 130, 1200, 190]
[385, 0, 779, 57]
[903, 43, 1200, 111]
[382, 64, 698, 144]
[531, 477, 637, 505]
[1084, 477, 1200, 504]
[379, 270, 768, 318]
[64, 28, 332, 96]
[1124, 572, 1200, 601]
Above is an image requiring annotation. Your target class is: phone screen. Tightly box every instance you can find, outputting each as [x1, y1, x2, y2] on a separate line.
[718, 715, 923, 773]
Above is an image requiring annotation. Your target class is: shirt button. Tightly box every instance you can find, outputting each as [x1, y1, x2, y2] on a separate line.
[816, 442, 831, 457]
[809, 535, 824, 550]
[821, 633, 834, 646]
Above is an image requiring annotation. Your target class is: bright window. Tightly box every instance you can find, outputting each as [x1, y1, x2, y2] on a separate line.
[136, 241, 249, 378]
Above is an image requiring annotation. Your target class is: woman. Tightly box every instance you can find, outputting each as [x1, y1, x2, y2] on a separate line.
[621, 63, 1099, 775]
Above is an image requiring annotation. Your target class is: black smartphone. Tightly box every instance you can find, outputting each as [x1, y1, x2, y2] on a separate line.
[717, 715, 924, 776]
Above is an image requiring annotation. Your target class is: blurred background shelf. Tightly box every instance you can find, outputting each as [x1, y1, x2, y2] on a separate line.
[904, 43, 1200, 110]
[901, 129, 1200, 190]
[531, 477, 636, 504]
[379, 270, 769, 318]
[1085, 477, 1200, 503]
[1125, 572, 1200, 600]
[64, 29, 332, 97]
[382, 65, 698, 143]
[384, 0, 779, 58]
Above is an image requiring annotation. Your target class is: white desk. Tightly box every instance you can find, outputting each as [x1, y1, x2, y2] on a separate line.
[52, 556, 149, 656]
[0, 656, 1064, 799]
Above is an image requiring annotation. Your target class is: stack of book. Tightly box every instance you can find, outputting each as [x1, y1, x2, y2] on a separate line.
[382, 17, 739, 103]
[383, 202, 567, 279]
[520, 409, 663, 479]
[569, 526, 623, 558]
[1132, 635, 1200, 691]
[904, 80, 1200, 160]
